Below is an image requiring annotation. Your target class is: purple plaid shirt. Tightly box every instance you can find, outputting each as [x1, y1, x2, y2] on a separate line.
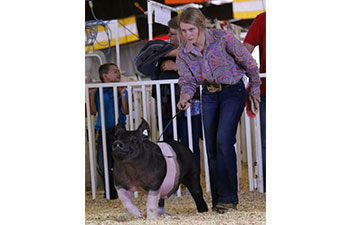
[176, 29, 261, 98]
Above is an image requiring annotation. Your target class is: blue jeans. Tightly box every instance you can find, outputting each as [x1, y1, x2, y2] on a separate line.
[163, 115, 202, 170]
[202, 80, 246, 206]
[260, 96, 266, 192]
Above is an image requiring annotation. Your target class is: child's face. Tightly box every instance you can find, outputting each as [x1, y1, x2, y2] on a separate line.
[104, 65, 121, 82]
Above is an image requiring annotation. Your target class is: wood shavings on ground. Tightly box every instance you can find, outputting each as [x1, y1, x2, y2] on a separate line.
[85, 178, 265, 224]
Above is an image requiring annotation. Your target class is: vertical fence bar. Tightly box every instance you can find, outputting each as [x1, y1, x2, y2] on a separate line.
[240, 114, 248, 163]
[202, 127, 210, 193]
[99, 87, 111, 199]
[127, 85, 134, 130]
[113, 86, 119, 126]
[146, 87, 151, 122]
[150, 97, 157, 142]
[186, 107, 193, 152]
[156, 84, 163, 141]
[133, 89, 140, 127]
[115, 19, 120, 68]
[142, 85, 147, 120]
[147, 0, 153, 40]
[253, 111, 264, 193]
[242, 77, 254, 191]
[200, 86, 210, 193]
[170, 83, 178, 141]
[244, 109, 254, 191]
[85, 87, 97, 199]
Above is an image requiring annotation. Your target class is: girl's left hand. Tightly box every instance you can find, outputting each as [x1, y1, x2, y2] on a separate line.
[249, 94, 261, 113]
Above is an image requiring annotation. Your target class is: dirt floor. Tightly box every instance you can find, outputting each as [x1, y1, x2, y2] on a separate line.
[85, 165, 266, 224]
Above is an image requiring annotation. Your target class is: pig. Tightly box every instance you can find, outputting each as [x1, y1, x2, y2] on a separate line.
[112, 118, 208, 219]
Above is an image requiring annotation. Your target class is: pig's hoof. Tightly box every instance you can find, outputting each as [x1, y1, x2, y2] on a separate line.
[118, 213, 141, 221]
[147, 209, 159, 220]
[158, 207, 166, 215]
[198, 205, 208, 213]
[129, 211, 142, 218]
[146, 214, 158, 220]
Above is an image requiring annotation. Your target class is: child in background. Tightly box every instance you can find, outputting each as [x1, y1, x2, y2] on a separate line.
[89, 63, 129, 199]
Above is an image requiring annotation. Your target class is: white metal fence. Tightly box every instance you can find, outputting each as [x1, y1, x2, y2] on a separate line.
[85, 76, 265, 199]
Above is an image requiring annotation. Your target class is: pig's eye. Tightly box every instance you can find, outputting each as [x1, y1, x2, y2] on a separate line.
[130, 136, 137, 142]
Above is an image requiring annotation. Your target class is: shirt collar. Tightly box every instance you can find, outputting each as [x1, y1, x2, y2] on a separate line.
[206, 29, 216, 44]
[183, 40, 194, 54]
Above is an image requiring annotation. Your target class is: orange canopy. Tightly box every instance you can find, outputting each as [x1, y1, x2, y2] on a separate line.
[165, 0, 208, 4]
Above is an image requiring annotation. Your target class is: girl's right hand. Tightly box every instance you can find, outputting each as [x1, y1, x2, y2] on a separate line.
[177, 93, 191, 110]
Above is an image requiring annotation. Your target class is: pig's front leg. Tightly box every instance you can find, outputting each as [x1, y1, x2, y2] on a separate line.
[116, 186, 142, 218]
[146, 190, 161, 219]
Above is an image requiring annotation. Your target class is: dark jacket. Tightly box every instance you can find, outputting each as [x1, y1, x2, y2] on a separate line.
[136, 40, 199, 120]
[152, 56, 183, 120]
[135, 40, 176, 78]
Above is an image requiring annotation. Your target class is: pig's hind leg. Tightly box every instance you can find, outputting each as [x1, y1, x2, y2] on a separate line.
[158, 198, 166, 216]
[116, 186, 142, 218]
[182, 170, 208, 213]
[146, 190, 161, 219]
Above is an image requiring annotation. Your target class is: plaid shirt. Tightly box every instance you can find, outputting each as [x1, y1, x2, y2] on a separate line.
[177, 29, 261, 98]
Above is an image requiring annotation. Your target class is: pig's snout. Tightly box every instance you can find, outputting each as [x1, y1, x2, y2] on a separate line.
[112, 140, 124, 152]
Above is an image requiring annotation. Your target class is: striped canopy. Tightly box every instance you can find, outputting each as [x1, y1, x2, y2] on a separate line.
[233, 0, 266, 19]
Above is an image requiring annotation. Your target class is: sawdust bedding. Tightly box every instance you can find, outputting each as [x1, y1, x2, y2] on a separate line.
[85, 180, 266, 225]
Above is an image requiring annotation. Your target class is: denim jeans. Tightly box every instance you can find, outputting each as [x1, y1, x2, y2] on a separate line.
[260, 96, 266, 192]
[202, 80, 246, 206]
[96, 128, 118, 198]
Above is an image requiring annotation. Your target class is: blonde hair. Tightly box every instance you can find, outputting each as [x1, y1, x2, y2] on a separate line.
[177, 8, 211, 33]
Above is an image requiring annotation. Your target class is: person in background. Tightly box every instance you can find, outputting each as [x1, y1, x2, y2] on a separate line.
[89, 63, 129, 199]
[176, 8, 261, 213]
[244, 11, 266, 192]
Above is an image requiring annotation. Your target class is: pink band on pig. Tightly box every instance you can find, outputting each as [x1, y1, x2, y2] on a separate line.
[157, 142, 180, 198]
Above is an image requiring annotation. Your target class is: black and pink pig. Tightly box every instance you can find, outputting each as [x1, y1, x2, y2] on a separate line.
[112, 118, 208, 219]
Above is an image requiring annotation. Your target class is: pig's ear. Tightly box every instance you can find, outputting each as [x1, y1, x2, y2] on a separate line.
[114, 124, 126, 138]
[138, 118, 151, 140]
